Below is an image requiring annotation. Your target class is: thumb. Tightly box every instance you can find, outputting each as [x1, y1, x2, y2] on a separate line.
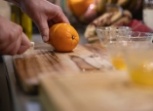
[37, 18, 49, 42]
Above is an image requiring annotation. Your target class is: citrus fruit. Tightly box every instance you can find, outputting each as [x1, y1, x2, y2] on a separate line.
[67, 0, 94, 17]
[48, 23, 80, 52]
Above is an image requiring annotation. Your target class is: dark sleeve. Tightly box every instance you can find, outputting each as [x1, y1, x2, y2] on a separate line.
[0, 56, 14, 111]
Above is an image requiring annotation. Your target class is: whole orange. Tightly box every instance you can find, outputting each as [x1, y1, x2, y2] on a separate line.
[67, 0, 94, 17]
[48, 23, 80, 52]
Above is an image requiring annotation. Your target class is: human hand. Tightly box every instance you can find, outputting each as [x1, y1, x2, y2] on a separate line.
[20, 0, 69, 42]
[0, 16, 31, 55]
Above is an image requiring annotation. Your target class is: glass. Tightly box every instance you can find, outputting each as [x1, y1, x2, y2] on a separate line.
[96, 26, 131, 47]
[107, 42, 126, 70]
[124, 44, 153, 86]
[117, 31, 153, 44]
[107, 31, 153, 71]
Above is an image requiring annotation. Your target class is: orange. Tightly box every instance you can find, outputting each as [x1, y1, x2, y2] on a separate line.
[48, 23, 80, 52]
[67, 0, 94, 17]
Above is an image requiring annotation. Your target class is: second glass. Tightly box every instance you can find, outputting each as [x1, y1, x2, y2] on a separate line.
[107, 31, 153, 71]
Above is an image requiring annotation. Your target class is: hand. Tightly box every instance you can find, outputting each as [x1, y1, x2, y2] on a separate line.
[0, 16, 31, 55]
[20, 0, 69, 42]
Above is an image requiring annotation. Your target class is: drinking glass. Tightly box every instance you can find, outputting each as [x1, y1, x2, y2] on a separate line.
[107, 31, 153, 71]
[124, 44, 153, 86]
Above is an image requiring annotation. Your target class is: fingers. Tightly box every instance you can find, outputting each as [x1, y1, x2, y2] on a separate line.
[51, 5, 70, 24]
[36, 13, 68, 43]
[17, 33, 31, 54]
[36, 17, 49, 42]
[21, 0, 70, 43]
[0, 34, 21, 55]
[0, 33, 30, 55]
[0, 33, 31, 55]
[36, 10, 69, 43]
[56, 12, 69, 24]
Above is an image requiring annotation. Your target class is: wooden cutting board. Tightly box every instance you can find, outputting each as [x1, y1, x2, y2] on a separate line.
[13, 43, 113, 94]
[39, 71, 153, 111]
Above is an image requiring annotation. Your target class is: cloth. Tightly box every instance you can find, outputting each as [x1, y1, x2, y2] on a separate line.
[128, 19, 153, 32]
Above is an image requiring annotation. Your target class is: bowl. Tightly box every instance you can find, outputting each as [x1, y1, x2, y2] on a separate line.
[96, 26, 131, 47]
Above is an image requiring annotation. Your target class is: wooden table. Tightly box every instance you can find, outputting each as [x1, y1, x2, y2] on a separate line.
[4, 34, 153, 111]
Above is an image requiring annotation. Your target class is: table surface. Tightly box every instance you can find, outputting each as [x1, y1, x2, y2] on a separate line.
[3, 32, 153, 111]
[3, 29, 88, 111]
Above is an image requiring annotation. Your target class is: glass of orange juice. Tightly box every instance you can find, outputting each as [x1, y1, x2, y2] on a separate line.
[107, 42, 126, 70]
[96, 26, 131, 70]
[124, 43, 153, 86]
[107, 31, 153, 71]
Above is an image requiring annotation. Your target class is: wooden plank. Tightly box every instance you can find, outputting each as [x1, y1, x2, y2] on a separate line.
[40, 71, 153, 111]
[39, 74, 78, 111]
[13, 43, 113, 93]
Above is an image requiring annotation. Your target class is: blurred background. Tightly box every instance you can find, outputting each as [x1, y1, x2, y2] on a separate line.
[0, 0, 153, 42]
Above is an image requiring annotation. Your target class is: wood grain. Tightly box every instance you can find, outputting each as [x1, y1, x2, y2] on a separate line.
[13, 43, 112, 93]
[40, 71, 153, 111]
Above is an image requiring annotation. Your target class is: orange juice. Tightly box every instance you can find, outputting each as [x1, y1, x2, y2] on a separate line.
[129, 62, 153, 86]
[111, 55, 126, 70]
